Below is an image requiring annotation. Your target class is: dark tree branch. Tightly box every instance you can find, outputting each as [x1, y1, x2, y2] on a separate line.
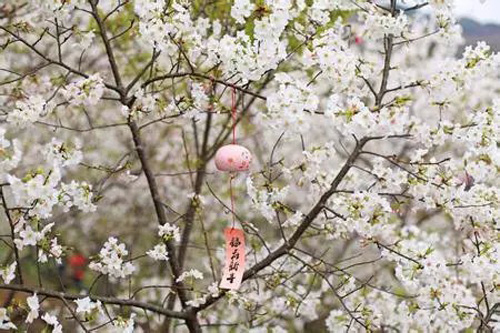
[0, 26, 121, 94]
[127, 120, 202, 332]
[0, 283, 188, 319]
[88, 0, 124, 94]
[0, 188, 23, 285]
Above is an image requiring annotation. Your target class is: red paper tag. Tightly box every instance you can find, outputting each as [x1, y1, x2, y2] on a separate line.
[220, 227, 245, 290]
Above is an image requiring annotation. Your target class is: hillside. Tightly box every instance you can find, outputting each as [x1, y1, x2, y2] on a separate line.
[460, 17, 500, 51]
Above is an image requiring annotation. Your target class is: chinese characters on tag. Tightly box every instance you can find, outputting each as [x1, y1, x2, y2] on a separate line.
[220, 227, 245, 290]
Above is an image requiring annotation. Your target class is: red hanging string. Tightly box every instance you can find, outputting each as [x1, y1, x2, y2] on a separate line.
[229, 86, 237, 231]
[229, 175, 236, 231]
[231, 86, 237, 145]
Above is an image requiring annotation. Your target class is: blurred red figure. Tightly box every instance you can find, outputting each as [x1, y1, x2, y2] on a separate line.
[355, 36, 363, 45]
[68, 253, 86, 287]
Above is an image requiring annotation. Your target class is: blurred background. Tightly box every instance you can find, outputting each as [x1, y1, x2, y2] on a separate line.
[456, 0, 500, 50]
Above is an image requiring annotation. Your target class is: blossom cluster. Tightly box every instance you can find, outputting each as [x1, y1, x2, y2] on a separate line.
[7, 146, 95, 218]
[89, 237, 136, 279]
[61, 74, 105, 107]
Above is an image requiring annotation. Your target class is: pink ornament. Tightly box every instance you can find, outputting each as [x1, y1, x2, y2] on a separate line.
[215, 144, 252, 172]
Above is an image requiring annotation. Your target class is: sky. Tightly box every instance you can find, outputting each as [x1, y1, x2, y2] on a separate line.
[454, 0, 500, 24]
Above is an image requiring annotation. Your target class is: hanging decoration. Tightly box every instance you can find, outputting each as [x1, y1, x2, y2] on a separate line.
[214, 144, 252, 172]
[215, 86, 251, 290]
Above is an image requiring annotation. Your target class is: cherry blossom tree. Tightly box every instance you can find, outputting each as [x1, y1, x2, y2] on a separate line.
[0, 0, 498, 332]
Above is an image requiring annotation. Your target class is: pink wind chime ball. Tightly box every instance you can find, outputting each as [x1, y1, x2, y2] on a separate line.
[215, 144, 252, 172]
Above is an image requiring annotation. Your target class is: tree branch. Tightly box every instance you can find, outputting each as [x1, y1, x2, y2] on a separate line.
[88, 0, 124, 94]
[0, 283, 188, 319]
[0, 26, 121, 94]
[127, 120, 202, 332]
